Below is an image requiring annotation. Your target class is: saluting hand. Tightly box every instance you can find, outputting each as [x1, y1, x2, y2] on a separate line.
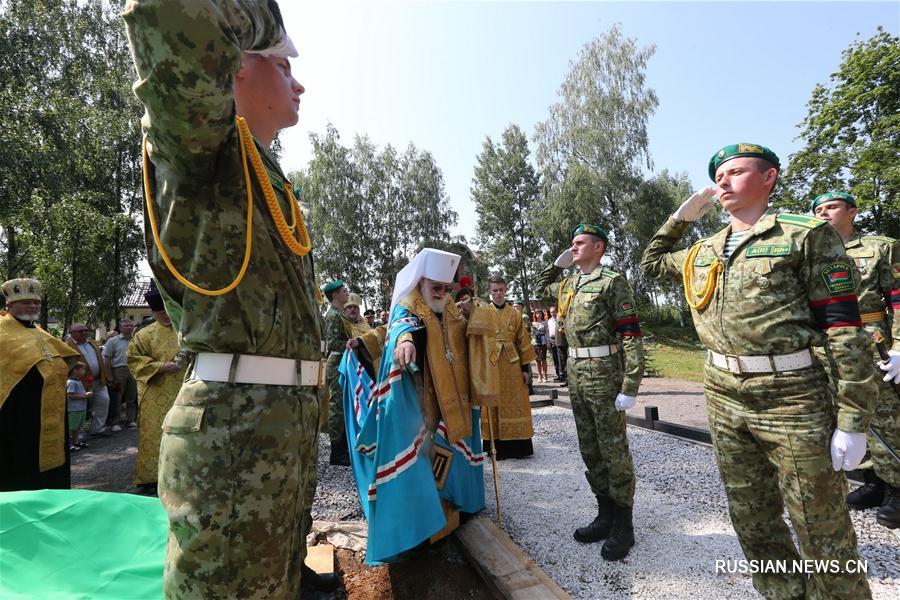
[673, 186, 717, 222]
[554, 248, 574, 268]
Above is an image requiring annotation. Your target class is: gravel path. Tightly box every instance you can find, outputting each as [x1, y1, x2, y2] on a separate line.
[480, 406, 900, 600]
[72, 406, 899, 600]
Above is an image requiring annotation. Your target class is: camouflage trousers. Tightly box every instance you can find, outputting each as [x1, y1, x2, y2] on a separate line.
[864, 378, 900, 486]
[158, 378, 320, 599]
[567, 354, 635, 508]
[326, 355, 344, 444]
[815, 346, 900, 487]
[705, 365, 871, 600]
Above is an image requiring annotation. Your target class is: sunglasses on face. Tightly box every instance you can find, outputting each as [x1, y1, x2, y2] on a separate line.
[427, 281, 453, 293]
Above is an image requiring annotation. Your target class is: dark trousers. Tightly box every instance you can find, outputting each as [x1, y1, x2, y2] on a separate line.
[557, 344, 568, 380]
[550, 343, 560, 376]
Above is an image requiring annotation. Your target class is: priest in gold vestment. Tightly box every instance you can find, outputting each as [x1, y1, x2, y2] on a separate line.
[0, 278, 79, 491]
[127, 285, 186, 494]
[472, 275, 537, 459]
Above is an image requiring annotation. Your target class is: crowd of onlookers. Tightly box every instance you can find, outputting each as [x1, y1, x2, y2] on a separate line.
[64, 320, 140, 451]
[530, 306, 567, 385]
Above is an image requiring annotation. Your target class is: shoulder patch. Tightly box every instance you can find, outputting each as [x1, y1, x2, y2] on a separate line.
[776, 213, 827, 229]
[821, 262, 856, 294]
[600, 269, 620, 279]
[893, 264, 900, 279]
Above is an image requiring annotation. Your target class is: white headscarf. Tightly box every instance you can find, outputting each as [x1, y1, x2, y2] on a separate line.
[389, 248, 460, 312]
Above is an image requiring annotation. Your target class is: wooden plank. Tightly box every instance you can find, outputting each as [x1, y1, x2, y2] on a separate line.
[456, 517, 570, 600]
[305, 543, 334, 574]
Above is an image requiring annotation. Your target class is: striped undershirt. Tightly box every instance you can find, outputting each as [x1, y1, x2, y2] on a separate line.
[723, 229, 748, 260]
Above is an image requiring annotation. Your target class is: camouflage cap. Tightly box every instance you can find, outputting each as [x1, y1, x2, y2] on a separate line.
[2, 278, 41, 302]
[811, 190, 856, 212]
[322, 280, 345, 294]
[708, 143, 780, 180]
[571, 223, 608, 243]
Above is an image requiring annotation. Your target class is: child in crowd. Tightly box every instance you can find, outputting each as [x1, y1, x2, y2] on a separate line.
[66, 362, 92, 451]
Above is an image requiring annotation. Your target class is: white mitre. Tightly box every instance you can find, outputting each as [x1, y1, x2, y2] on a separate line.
[390, 248, 460, 311]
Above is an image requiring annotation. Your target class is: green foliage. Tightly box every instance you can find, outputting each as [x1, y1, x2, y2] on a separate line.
[534, 24, 659, 278]
[643, 325, 706, 383]
[296, 125, 458, 309]
[472, 124, 543, 306]
[775, 27, 899, 237]
[0, 0, 145, 330]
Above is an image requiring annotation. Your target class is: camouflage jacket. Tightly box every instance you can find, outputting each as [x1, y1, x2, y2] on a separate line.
[324, 306, 351, 358]
[124, 0, 322, 361]
[534, 265, 644, 396]
[641, 213, 876, 432]
[844, 233, 900, 350]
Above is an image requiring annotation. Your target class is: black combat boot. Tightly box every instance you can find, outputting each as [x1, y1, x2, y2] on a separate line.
[329, 435, 351, 466]
[301, 564, 341, 592]
[875, 485, 899, 529]
[600, 503, 635, 561]
[846, 470, 885, 510]
[573, 495, 613, 543]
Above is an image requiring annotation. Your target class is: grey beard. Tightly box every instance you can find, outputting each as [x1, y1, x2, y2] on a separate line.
[19, 313, 40, 321]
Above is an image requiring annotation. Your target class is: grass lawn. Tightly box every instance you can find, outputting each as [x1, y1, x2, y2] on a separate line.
[643, 324, 707, 383]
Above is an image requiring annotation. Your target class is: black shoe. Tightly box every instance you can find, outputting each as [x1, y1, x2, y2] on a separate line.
[876, 486, 899, 529]
[329, 437, 351, 466]
[601, 503, 635, 561]
[573, 495, 613, 543]
[136, 483, 158, 496]
[560, 380, 568, 387]
[846, 471, 885, 510]
[301, 564, 340, 592]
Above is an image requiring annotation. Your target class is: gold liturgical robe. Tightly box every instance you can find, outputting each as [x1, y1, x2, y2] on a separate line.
[0, 312, 79, 471]
[475, 303, 536, 441]
[127, 321, 185, 485]
[399, 289, 472, 443]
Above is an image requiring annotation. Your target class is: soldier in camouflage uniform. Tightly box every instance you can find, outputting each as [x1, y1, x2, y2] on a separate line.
[535, 224, 644, 561]
[813, 190, 900, 529]
[323, 279, 351, 466]
[642, 144, 876, 599]
[124, 1, 337, 596]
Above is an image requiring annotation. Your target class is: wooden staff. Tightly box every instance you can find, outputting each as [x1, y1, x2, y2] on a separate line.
[485, 406, 502, 527]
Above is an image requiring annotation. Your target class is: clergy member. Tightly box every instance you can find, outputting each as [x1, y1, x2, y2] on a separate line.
[0, 278, 79, 490]
[478, 275, 537, 459]
[341, 248, 485, 564]
[126, 282, 186, 495]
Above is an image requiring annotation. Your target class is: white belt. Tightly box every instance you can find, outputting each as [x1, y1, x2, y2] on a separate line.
[569, 345, 619, 359]
[707, 348, 814, 375]
[190, 352, 322, 387]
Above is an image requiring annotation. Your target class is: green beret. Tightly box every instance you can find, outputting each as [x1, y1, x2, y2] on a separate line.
[708, 143, 780, 180]
[811, 190, 856, 212]
[322, 280, 345, 294]
[570, 223, 608, 243]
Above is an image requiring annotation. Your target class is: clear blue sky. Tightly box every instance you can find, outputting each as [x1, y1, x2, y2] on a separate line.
[278, 1, 899, 242]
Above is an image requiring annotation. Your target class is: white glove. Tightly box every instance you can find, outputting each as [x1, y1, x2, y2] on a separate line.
[673, 187, 717, 222]
[554, 248, 574, 268]
[878, 350, 900, 385]
[246, 35, 299, 59]
[614, 393, 636, 411]
[830, 429, 867, 471]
